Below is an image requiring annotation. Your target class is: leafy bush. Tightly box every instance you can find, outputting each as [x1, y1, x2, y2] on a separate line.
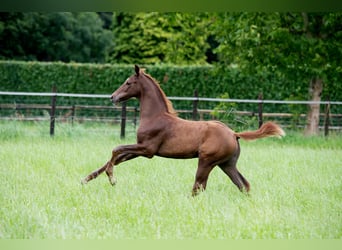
[0, 61, 341, 114]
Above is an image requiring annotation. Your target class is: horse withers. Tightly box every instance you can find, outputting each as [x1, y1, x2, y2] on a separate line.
[82, 65, 285, 195]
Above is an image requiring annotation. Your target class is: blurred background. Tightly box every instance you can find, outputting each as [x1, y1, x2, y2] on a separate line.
[0, 12, 341, 136]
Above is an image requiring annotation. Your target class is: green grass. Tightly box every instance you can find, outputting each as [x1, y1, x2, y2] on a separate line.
[0, 121, 341, 239]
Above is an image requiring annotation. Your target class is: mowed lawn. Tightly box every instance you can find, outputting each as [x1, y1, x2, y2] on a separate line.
[0, 121, 341, 239]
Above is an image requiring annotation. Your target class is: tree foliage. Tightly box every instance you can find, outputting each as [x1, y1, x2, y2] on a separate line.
[211, 12, 342, 134]
[0, 12, 114, 63]
[0, 12, 341, 103]
[212, 12, 342, 97]
[110, 12, 211, 65]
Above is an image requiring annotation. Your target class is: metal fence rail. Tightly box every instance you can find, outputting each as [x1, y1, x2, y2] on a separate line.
[2, 91, 342, 105]
[1, 91, 342, 137]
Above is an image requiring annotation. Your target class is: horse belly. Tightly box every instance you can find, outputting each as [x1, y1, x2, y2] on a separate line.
[156, 125, 203, 159]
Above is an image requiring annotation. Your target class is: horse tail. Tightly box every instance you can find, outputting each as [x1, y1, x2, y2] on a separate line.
[235, 121, 285, 141]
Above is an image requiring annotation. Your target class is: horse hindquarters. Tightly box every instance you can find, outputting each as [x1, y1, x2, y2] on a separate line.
[192, 122, 241, 195]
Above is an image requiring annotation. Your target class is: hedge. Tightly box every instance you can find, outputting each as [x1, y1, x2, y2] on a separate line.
[0, 60, 341, 113]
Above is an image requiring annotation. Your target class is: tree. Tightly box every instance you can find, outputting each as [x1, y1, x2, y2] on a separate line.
[0, 12, 114, 63]
[0, 13, 31, 59]
[97, 12, 113, 29]
[69, 12, 114, 62]
[212, 12, 342, 135]
[110, 12, 211, 65]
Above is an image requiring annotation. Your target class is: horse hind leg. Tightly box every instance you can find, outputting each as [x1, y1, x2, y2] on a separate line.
[238, 171, 250, 192]
[219, 163, 250, 193]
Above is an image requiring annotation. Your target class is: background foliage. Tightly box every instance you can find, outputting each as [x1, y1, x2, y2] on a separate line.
[110, 12, 212, 65]
[0, 13, 113, 63]
[0, 60, 306, 99]
[212, 12, 342, 97]
[1, 60, 341, 114]
[0, 12, 341, 114]
[1, 12, 341, 96]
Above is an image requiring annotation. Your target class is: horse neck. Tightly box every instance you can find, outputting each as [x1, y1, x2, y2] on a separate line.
[139, 77, 169, 119]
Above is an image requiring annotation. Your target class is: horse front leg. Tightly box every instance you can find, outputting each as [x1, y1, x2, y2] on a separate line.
[81, 147, 119, 185]
[105, 153, 138, 185]
[82, 143, 154, 186]
[81, 162, 109, 185]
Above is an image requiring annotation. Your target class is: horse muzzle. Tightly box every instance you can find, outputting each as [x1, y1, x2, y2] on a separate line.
[110, 95, 119, 104]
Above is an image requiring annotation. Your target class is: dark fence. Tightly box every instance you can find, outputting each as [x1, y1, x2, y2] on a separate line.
[1, 91, 342, 137]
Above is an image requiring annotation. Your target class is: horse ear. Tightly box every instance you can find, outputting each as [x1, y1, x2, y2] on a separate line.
[135, 65, 140, 76]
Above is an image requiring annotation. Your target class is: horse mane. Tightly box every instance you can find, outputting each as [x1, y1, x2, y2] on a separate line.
[141, 70, 178, 116]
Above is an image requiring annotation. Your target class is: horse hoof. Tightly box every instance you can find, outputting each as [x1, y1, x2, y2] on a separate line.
[109, 177, 117, 186]
[81, 178, 88, 185]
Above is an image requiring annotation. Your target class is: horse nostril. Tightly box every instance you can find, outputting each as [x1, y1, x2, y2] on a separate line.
[110, 96, 117, 103]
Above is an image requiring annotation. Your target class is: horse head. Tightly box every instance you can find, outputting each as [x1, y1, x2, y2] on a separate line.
[111, 65, 142, 104]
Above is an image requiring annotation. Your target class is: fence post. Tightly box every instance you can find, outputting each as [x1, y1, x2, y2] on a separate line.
[192, 89, 198, 121]
[120, 101, 127, 139]
[324, 96, 330, 137]
[258, 93, 263, 128]
[50, 86, 57, 136]
[71, 105, 75, 126]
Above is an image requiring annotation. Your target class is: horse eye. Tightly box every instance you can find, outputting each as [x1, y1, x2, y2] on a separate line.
[127, 81, 136, 86]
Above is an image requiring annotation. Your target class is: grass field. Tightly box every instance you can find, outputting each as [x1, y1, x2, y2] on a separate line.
[0, 121, 341, 239]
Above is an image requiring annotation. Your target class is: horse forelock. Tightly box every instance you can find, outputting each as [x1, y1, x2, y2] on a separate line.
[140, 71, 177, 116]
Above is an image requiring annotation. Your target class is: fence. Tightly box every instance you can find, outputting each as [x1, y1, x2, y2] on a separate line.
[1, 90, 342, 137]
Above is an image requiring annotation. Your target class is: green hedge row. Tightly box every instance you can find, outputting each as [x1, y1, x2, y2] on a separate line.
[0, 60, 341, 112]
